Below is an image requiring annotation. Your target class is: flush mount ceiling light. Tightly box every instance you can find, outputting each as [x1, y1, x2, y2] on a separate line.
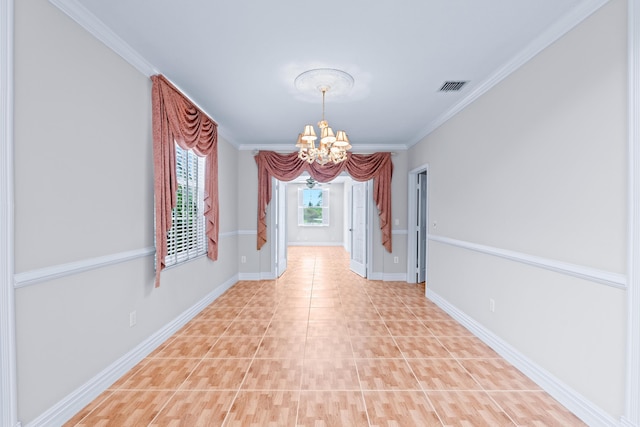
[294, 68, 353, 165]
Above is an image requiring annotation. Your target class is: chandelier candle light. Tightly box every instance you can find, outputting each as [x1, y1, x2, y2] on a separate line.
[295, 69, 353, 165]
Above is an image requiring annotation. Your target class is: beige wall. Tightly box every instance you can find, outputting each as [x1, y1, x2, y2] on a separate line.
[287, 182, 344, 245]
[408, 0, 627, 417]
[12, 0, 628, 423]
[13, 0, 239, 423]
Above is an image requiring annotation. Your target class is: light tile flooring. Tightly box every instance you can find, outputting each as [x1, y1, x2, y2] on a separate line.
[65, 247, 586, 426]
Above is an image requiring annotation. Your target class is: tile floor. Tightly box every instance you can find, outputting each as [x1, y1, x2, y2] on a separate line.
[65, 246, 586, 426]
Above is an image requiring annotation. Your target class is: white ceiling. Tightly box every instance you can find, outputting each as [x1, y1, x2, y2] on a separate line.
[54, 0, 605, 150]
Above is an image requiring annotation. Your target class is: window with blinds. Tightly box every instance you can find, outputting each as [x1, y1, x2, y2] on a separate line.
[298, 187, 329, 226]
[165, 144, 207, 267]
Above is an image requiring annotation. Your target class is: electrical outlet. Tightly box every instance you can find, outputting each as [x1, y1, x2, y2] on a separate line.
[489, 299, 495, 313]
[241, 255, 246, 263]
[129, 310, 137, 327]
[393, 256, 399, 264]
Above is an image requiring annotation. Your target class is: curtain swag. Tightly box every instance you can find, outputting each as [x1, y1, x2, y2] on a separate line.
[151, 74, 219, 287]
[255, 151, 393, 253]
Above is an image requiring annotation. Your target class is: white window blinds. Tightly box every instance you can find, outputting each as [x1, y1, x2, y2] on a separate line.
[165, 144, 206, 266]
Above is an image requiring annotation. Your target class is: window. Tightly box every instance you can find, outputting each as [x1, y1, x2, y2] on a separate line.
[165, 144, 206, 266]
[298, 187, 329, 226]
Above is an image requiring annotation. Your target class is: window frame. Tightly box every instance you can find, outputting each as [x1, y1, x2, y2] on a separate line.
[298, 187, 329, 227]
[164, 143, 207, 267]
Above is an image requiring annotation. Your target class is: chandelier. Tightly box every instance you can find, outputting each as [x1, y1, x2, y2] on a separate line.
[294, 69, 353, 165]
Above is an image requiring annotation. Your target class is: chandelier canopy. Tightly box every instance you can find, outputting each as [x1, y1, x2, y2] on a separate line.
[294, 69, 353, 165]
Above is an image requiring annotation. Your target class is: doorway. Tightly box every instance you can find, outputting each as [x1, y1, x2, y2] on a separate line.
[273, 178, 288, 278]
[349, 181, 368, 277]
[271, 176, 372, 279]
[407, 165, 429, 287]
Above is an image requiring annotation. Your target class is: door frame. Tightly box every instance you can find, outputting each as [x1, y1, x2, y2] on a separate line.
[406, 164, 429, 285]
[272, 178, 287, 278]
[348, 180, 373, 278]
[0, 0, 18, 425]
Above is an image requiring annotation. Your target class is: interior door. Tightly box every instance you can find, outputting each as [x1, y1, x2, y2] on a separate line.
[274, 179, 287, 277]
[350, 181, 367, 277]
[417, 172, 427, 283]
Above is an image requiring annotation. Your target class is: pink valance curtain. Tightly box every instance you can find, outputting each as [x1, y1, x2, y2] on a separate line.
[255, 151, 393, 252]
[152, 74, 219, 287]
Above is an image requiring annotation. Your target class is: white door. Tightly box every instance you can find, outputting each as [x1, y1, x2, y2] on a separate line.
[417, 172, 427, 283]
[350, 181, 367, 277]
[274, 179, 287, 277]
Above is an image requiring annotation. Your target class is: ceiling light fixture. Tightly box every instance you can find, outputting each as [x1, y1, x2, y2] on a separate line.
[294, 69, 353, 165]
[305, 177, 317, 188]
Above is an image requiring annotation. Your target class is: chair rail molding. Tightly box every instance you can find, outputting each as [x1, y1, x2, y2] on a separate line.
[14, 247, 155, 288]
[429, 234, 627, 290]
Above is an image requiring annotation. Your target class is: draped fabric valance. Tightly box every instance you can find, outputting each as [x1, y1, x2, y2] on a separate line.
[255, 151, 393, 252]
[151, 74, 219, 287]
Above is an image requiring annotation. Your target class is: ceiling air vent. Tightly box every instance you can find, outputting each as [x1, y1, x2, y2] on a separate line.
[439, 81, 468, 92]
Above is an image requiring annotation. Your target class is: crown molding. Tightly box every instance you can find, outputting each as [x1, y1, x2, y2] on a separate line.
[407, 0, 611, 147]
[48, 0, 156, 76]
[238, 143, 408, 152]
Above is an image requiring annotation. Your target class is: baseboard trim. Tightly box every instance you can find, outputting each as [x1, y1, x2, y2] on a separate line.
[238, 272, 276, 281]
[368, 272, 407, 282]
[427, 289, 619, 427]
[25, 274, 238, 427]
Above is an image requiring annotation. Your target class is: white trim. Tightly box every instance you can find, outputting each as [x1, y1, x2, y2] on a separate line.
[368, 272, 383, 281]
[382, 273, 407, 282]
[429, 234, 627, 290]
[238, 272, 277, 281]
[14, 247, 155, 288]
[46, 1, 222, 142]
[0, 0, 18, 424]
[624, 0, 640, 425]
[237, 230, 257, 236]
[427, 289, 618, 427]
[367, 272, 407, 282]
[12, 229, 247, 288]
[391, 229, 408, 235]
[407, 0, 610, 147]
[287, 242, 344, 247]
[48, 0, 155, 76]
[406, 164, 430, 284]
[238, 143, 409, 152]
[25, 274, 238, 427]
